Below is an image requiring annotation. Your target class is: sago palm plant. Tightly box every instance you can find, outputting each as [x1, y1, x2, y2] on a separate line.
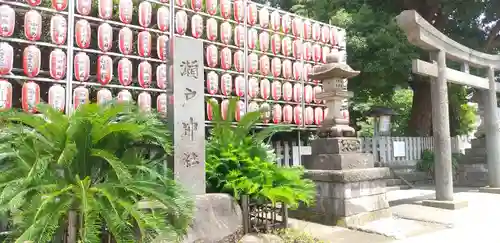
[0, 103, 193, 243]
[206, 98, 316, 208]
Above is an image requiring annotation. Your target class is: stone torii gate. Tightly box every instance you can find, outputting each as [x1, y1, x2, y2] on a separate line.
[396, 10, 500, 208]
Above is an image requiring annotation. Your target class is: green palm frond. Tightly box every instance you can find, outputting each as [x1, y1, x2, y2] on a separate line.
[0, 102, 193, 242]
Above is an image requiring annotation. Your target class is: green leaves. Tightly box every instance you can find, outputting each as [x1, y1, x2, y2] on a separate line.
[206, 99, 315, 208]
[0, 102, 193, 242]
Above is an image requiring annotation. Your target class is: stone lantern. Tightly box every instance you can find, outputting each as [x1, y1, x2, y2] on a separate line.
[310, 52, 360, 137]
[294, 52, 391, 227]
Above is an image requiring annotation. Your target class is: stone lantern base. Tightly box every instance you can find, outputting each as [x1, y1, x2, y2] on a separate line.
[289, 137, 391, 227]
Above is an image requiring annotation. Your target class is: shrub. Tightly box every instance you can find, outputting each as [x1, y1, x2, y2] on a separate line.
[205, 98, 316, 208]
[416, 149, 460, 179]
[0, 103, 193, 242]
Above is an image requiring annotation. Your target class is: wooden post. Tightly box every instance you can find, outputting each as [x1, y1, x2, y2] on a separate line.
[430, 50, 454, 201]
[484, 67, 500, 187]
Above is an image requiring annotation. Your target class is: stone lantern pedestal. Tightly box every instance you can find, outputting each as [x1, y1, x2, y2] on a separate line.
[291, 53, 391, 226]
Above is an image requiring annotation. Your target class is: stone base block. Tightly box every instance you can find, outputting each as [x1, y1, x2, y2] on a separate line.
[421, 199, 468, 210]
[304, 153, 374, 170]
[288, 208, 392, 227]
[456, 163, 487, 187]
[312, 193, 389, 217]
[316, 180, 386, 199]
[311, 137, 362, 155]
[306, 168, 391, 183]
[479, 187, 500, 194]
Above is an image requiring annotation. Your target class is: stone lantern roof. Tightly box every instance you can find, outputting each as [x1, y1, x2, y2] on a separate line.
[309, 52, 360, 81]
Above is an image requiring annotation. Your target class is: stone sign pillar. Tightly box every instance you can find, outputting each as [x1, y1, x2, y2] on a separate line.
[293, 53, 391, 226]
[167, 36, 206, 195]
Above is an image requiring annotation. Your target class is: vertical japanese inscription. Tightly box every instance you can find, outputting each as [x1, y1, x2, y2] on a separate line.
[169, 37, 205, 195]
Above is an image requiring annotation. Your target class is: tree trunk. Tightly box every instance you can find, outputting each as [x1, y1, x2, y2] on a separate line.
[67, 210, 77, 243]
[407, 76, 433, 136]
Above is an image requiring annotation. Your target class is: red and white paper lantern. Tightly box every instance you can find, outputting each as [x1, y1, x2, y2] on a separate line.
[248, 3, 258, 25]
[22, 81, 40, 113]
[191, 0, 203, 12]
[75, 20, 91, 48]
[157, 6, 170, 31]
[138, 61, 152, 88]
[292, 17, 303, 38]
[304, 85, 313, 104]
[98, 23, 113, 52]
[157, 35, 169, 61]
[260, 79, 270, 100]
[293, 105, 302, 125]
[235, 76, 245, 97]
[207, 18, 218, 41]
[221, 22, 232, 45]
[117, 90, 132, 103]
[282, 82, 292, 101]
[259, 32, 270, 52]
[74, 52, 90, 81]
[271, 34, 281, 55]
[119, 27, 133, 55]
[157, 93, 168, 117]
[304, 20, 312, 40]
[119, 0, 134, 24]
[0, 42, 13, 75]
[138, 92, 152, 112]
[292, 83, 302, 102]
[23, 45, 41, 78]
[270, 11, 280, 31]
[220, 47, 232, 70]
[191, 14, 203, 38]
[303, 63, 312, 81]
[312, 23, 321, 41]
[293, 62, 302, 80]
[25, 10, 42, 41]
[73, 86, 89, 109]
[271, 81, 282, 101]
[98, 0, 113, 19]
[234, 25, 245, 47]
[282, 60, 292, 79]
[313, 44, 322, 62]
[271, 57, 281, 77]
[234, 50, 244, 72]
[292, 39, 302, 59]
[118, 58, 133, 86]
[76, 0, 92, 15]
[176, 11, 188, 35]
[259, 8, 269, 28]
[248, 101, 259, 112]
[221, 99, 229, 120]
[137, 31, 151, 57]
[206, 0, 218, 15]
[330, 27, 338, 46]
[261, 102, 271, 123]
[313, 86, 323, 103]
[206, 44, 218, 68]
[0, 5, 15, 37]
[282, 104, 293, 124]
[248, 53, 258, 74]
[305, 107, 314, 125]
[248, 28, 258, 49]
[220, 0, 231, 19]
[138, 2, 152, 27]
[282, 14, 291, 33]
[303, 42, 312, 61]
[49, 49, 66, 80]
[322, 46, 331, 63]
[248, 77, 259, 98]
[48, 84, 65, 112]
[235, 100, 245, 121]
[96, 88, 112, 105]
[50, 15, 67, 45]
[206, 71, 219, 95]
[51, 0, 68, 10]
[272, 104, 282, 124]
[259, 55, 270, 76]
[26, 0, 42, 6]
[221, 73, 232, 96]
[321, 25, 330, 44]
[314, 107, 324, 125]
[97, 55, 113, 85]
[206, 98, 218, 120]
[0, 79, 12, 110]
[156, 64, 167, 89]
[233, 0, 244, 23]
[281, 37, 291, 56]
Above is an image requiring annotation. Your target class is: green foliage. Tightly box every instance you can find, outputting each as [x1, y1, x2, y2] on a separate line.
[416, 149, 461, 179]
[0, 103, 193, 242]
[205, 98, 316, 208]
[271, 228, 324, 243]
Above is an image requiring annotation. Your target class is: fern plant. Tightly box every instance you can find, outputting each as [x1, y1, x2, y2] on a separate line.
[206, 98, 316, 208]
[0, 102, 193, 243]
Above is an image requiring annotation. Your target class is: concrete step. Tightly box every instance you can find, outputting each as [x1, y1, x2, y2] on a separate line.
[393, 171, 430, 183]
[385, 185, 411, 192]
[385, 179, 403, 186]
[459, 156, 486, 164]
[470, 138, 486, 147]
[463, 149, 487, 158]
